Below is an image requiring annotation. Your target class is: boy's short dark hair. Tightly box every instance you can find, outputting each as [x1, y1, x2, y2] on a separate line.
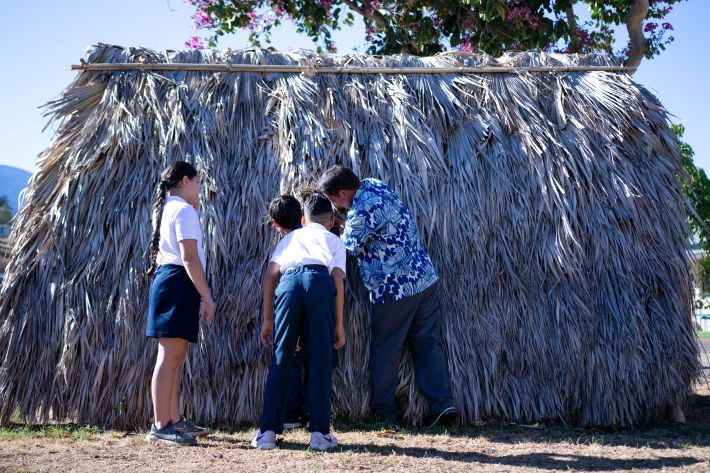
[302, 192, 333, 220]
[268, 195, 302, 230]
[318, 166, 361, 195]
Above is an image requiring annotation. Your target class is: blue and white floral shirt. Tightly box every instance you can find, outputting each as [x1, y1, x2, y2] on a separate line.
[343, 178, 438, 304]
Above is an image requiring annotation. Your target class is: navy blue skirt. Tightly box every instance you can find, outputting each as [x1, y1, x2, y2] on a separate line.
[146, 264, 201, 343]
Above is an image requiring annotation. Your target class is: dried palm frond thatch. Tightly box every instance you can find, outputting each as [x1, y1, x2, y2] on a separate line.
[0, 44, 700, 429]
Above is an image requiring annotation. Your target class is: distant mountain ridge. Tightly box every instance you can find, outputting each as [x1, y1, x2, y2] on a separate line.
[0, 165, 32, 213]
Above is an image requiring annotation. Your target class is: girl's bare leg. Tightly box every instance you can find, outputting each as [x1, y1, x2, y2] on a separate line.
[170, 343, 188, 423]
[151, 338, 188, 428]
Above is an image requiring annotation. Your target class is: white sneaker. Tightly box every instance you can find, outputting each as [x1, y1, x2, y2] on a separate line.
[310, 431, 338, 451]
[251, 429, 277, 449]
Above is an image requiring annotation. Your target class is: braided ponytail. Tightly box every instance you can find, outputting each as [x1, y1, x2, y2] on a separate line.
[147, 161, 198, 277]
[147, 182, 168, 278]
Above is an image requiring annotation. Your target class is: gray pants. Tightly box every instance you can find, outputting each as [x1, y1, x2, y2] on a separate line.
[370, 281, 454, 421]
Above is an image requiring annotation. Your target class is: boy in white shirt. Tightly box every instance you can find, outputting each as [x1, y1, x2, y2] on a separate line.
[252, 192, 346, 451]
[266, 194, 308, 429]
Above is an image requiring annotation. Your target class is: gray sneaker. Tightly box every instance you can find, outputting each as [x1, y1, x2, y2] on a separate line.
[145, 422, 197, 446]
[310, 431, 338, 451]
[174, 417, 210, 437]
[250, 429, 277, 450]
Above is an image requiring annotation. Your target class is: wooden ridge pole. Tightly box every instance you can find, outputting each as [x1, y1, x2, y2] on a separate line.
[71, 62, 630, 74]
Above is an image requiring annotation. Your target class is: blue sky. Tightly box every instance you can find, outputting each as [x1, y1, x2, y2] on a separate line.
[1, 1, 707, 173]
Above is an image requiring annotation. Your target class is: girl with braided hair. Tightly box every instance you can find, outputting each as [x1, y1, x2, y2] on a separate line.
[145, 161, 216, 446]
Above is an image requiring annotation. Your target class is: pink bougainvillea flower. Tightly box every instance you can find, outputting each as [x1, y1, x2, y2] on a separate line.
[185, 35, 205, 49]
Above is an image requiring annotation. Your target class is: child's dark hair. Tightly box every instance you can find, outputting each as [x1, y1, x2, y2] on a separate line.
[317, 166, 361, 195]
[299, 187, 334, 221]
[148, 161, 198, 278]
[268, 195, 302, 230]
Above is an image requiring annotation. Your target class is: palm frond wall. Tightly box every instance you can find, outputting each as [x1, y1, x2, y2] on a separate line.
[0, 44, 700, 428]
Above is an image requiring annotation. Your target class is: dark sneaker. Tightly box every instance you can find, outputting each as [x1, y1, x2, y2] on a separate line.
[174, 417, 210, 437]
[373, 413, 402, 428]
[145, 422, 197, 446]
[426, 406, 459, 429]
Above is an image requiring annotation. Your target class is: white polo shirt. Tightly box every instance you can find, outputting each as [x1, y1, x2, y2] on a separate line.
[155, 195, 206, 270]
[270, 223, 346, 277]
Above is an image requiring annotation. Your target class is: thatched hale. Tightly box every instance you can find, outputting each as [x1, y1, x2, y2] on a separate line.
[0, 44, 701, 428]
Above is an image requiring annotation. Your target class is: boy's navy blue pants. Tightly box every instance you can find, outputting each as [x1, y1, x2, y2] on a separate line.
[370, 281, 454, 421]
[259, 265, 336, 434]
[285, 350, 307, 422]
[286, 347, 339, 423]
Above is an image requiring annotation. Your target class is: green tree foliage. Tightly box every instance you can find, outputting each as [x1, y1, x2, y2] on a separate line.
[186, 0, 681, 69]
[0, 196, 11, 226]
[673, 124, 710, 252]
[696, 257, 710, 297]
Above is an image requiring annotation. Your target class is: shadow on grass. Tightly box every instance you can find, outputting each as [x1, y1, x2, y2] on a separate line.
[333, 442, 702, 471]
[333, 393, 710, 451]
[266, 434, 704, 471]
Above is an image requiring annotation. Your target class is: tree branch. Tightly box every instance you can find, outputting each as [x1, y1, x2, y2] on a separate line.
[566, 5, 580, 53]
[625, 0, 649, 74]
[398, 0, 420, 55]
[340, 0, 389, 29]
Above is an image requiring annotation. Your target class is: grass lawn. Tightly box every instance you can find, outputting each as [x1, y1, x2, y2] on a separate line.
[1, 384, 709, 473]
[0, 423, 100, 440]
[697, 331, 710, 339]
